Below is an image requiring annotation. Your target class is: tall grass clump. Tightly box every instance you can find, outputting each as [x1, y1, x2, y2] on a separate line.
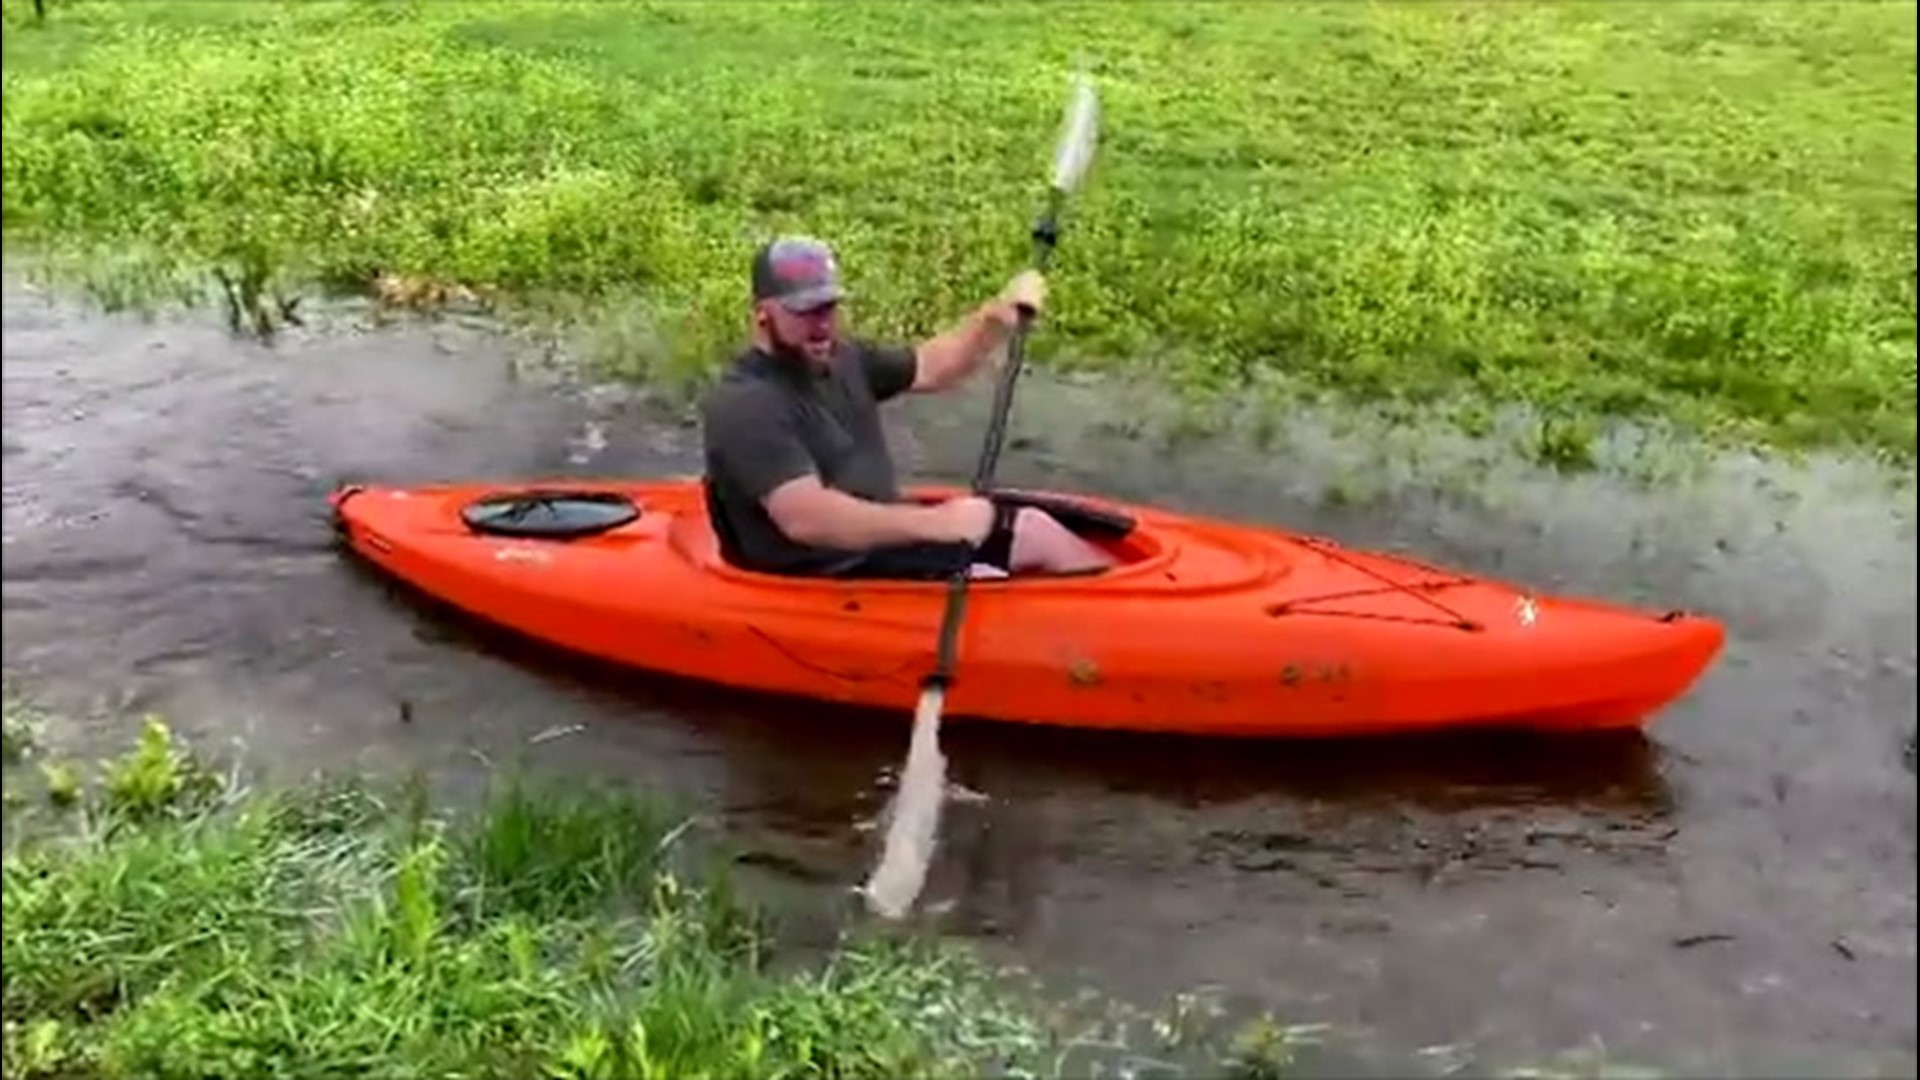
[3, 0, 1913, 459]
[0, 717, 1073, 1079]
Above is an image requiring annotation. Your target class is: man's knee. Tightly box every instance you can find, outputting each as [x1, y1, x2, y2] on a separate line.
[1005, 507, 1056, 552]
[1008, 506, 1065, 541]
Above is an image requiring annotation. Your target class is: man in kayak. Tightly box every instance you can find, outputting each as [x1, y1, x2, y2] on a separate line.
[700, 235, 1116, 581]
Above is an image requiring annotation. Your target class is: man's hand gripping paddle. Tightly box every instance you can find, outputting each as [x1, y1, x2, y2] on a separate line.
[861, 72, 1102, 921]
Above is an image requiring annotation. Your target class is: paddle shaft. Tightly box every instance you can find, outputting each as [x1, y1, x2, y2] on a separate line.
[923, 192, 1065, 693]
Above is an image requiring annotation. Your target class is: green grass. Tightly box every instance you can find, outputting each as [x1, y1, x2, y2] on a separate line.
[2, 0, 1914, 461]
[0, 720, 1034, 1078]
[0, 704, 1303, 1079]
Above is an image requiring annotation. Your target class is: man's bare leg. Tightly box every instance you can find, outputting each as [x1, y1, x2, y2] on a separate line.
[1005, 507, 1116, 575]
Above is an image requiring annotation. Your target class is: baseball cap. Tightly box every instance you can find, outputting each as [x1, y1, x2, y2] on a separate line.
[751, 235, 845, 313]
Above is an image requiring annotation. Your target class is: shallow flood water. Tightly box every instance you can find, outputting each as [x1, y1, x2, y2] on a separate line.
[4, 278, 1914, 1076]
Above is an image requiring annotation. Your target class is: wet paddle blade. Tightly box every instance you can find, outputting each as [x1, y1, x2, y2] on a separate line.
[860, 685, 948, 919]
[1050, 72, 1100, 194]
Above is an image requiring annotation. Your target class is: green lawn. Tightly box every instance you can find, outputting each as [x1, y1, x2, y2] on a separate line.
[2, 0, 1914, 460]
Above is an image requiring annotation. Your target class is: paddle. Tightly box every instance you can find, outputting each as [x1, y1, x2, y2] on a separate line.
[861, 72, 1102, 921]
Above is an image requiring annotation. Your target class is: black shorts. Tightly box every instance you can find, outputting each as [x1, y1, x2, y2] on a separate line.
[835, 499, 1017, 581]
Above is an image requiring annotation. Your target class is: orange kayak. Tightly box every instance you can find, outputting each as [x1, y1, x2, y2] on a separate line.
[328, 478, 1724, 738]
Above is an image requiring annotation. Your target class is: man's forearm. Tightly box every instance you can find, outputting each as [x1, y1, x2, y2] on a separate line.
[911, 300, 1016, 392]
[781, 487, 954, 550]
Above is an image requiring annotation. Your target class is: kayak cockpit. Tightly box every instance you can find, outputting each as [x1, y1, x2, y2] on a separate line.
[892, 485, 1156, 577]
[668, 486, 1173, 587]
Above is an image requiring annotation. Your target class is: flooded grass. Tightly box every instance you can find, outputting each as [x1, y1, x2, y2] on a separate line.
[2, 693, 43, 767]
[2, 0, 1914, 464]
[0, 697, 1312, 1080]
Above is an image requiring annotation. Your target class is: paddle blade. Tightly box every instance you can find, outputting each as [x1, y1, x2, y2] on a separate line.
[860, 685, 949, 920]
[1050, 72, 1100, 193]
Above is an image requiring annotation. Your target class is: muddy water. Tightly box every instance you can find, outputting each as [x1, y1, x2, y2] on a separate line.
[4, 278, 1914, 1076]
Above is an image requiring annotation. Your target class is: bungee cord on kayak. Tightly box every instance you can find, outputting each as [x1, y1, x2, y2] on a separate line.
[1265, 535, 1486, 633]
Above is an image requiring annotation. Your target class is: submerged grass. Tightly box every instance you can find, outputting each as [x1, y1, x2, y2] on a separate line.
[1, 0, 1913, 462]
[0, 700, 1306, 1079]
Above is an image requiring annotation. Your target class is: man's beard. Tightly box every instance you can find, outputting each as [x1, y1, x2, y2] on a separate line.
[770, 322, 836, 366]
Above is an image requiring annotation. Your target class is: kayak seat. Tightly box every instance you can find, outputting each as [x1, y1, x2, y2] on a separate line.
[460, 489, 641, 539]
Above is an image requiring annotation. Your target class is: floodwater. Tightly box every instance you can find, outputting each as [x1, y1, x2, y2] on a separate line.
[4, 278, 1914, 1077]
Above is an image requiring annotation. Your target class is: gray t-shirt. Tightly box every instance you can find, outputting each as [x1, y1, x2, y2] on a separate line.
[700, 338, 919, 573]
